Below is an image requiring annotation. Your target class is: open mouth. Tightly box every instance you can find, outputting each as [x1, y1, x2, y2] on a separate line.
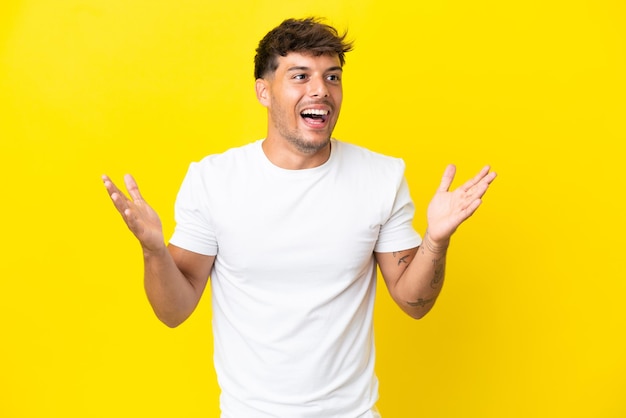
[300, 108, 329, 125]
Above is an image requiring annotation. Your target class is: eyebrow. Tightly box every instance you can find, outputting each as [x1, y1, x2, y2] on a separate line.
[286, 66, 343, 73]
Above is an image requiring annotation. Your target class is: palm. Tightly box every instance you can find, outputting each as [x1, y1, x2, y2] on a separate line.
[426, 165, 496, 243]
[103, 174, 165, 252]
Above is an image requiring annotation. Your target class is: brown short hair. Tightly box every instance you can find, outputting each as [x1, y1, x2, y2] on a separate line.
[254, 17, 353, 79]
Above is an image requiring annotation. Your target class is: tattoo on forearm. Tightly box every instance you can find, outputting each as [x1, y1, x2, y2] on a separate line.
[422, 231, 449, 254]
[407, 297, 435, 308]
[430, 265, 445, 289]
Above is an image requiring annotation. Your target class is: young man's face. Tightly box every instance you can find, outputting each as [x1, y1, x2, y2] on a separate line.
[256, 52, 343, 155]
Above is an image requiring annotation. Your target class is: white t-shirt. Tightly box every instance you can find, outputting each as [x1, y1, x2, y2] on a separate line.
[169, 139, 421, 418]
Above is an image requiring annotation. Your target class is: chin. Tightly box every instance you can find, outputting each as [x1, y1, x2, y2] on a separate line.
[290, 135, 331, 155]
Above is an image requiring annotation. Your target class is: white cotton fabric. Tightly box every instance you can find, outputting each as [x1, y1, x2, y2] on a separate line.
[169, 139, 421, 418]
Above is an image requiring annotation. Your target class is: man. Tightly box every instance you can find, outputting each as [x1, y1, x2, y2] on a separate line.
[103, 17, 496, 418]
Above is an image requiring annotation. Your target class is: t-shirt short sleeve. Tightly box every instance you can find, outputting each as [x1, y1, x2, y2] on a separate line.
[169, 162, 218, 256]
[374, 164, 422, 253]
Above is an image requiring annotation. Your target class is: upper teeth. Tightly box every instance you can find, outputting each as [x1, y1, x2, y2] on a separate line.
[301, 109, 328, 116]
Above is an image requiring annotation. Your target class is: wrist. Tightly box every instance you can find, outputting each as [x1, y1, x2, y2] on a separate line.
[423, 230, 450, 254]
[142, 242, 168, 259]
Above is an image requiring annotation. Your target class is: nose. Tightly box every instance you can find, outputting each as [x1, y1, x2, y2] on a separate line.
[308, 76, 329, 98]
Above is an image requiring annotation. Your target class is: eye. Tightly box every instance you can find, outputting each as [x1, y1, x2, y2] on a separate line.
[327, 74, 341, 82]
[293, 74, 307, 80]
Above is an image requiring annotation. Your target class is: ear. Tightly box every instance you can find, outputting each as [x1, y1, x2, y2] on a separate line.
[255, 78, 270, 107]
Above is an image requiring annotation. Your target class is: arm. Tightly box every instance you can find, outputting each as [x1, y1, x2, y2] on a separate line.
[376, 234, 447, 319]
[143, 244, 214, 328]
[376, 164, 496, 319]
[103, 174, 214, 327]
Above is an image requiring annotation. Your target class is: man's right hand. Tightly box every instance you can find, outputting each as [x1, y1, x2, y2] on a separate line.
[102, 174, 165, 254]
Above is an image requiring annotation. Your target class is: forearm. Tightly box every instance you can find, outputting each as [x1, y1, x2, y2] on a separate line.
[391, 233, 449, 319]
[143, 246, 203, 328]
[103, 174, 209, 327]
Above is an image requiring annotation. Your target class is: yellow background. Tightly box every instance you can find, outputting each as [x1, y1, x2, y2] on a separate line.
[1, 0, 624, 417]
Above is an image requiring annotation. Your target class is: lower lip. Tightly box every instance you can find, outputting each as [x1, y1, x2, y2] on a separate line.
[301, 116, 329, 129]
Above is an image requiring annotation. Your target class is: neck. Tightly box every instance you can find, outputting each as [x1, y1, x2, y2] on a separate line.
[262, 137, 332, 170]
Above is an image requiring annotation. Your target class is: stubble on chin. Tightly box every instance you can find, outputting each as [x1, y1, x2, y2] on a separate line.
[286, 135, 331, 155]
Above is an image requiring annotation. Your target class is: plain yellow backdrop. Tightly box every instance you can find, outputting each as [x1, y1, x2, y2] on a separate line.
[1, 0, 625, 417]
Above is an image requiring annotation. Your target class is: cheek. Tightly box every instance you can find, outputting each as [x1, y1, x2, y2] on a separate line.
[331, 87, 343, 106]
[273, 90, 301, 111]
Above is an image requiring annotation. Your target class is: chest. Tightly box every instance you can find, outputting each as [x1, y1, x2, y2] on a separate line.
[209, 171, 389, 279]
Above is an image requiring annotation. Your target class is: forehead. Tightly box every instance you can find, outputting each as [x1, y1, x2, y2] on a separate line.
[275, 52, 342, 72]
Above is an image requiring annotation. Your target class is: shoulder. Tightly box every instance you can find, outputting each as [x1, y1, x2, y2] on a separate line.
[177, 140, 262, 194]
[333, 140, 406, 178]
[197, 140, 261, 168]
[184, 140, 262, 179]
